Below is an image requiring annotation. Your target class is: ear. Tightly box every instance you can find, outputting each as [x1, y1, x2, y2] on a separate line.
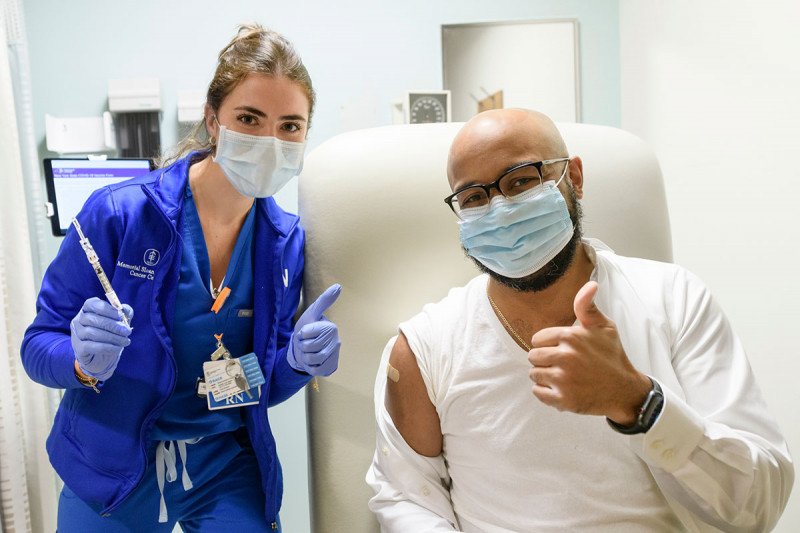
[203, 103, 218, 140]
[567, 156, 584, 199]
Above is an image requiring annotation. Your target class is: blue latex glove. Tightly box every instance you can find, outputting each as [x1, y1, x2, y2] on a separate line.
[287, 284, 342, 377]
[70, 297, 134, 381]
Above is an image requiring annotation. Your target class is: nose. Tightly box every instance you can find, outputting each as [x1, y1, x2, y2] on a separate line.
[260, 122, 279, 138]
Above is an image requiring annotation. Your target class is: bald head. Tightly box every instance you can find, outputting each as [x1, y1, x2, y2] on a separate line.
[447, 109, 569, 190]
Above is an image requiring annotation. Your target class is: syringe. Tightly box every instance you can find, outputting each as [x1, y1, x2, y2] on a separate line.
[71, 218, 130, 327]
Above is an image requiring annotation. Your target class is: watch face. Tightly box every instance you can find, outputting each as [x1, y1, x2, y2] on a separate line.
[409, 93, 448, 124]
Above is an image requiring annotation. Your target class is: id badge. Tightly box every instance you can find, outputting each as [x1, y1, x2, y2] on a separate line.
[207, 386, 261, 410]
[203, 359, 242, 401]
[202, 354, 265, 402]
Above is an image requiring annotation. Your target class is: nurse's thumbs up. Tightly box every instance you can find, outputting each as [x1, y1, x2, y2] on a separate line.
[528, 281, 650, 423]
[287, 284, 342, 377]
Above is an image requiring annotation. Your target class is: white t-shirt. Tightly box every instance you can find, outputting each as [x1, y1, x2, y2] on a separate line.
[367, 239, 793, 532]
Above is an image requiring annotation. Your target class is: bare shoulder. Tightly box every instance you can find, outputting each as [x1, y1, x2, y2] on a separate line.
[385, 332, 443, 457]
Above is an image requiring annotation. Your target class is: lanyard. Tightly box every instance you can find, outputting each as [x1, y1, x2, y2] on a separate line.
[211, 285, 231, 314]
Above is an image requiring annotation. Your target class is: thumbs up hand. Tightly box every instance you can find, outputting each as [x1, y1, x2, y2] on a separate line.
[528, 281, 651, 425]
[288, 284, 342, 377]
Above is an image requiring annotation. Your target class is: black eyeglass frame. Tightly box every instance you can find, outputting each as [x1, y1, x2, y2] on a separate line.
[444, 157, 571, 218]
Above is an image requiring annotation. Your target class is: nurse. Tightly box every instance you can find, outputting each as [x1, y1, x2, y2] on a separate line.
[21, 23, 339, 531]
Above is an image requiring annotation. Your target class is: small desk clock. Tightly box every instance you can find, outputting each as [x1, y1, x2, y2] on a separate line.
[405, 91, 451, 124]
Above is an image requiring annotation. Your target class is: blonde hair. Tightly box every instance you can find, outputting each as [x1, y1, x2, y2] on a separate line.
[159, 23, 315, 167]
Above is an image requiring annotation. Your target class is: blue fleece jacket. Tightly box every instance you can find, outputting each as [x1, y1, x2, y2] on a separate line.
[20, 153, 310, 523]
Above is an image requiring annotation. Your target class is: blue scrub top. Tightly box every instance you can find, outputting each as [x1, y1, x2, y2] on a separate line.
[151, 186, 256, 441]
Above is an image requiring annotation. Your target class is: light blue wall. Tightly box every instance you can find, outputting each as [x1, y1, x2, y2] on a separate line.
[24, 1, 619, 530]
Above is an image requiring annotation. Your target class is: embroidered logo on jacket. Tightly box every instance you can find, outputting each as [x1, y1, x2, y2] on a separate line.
[144, 249, 161, 266]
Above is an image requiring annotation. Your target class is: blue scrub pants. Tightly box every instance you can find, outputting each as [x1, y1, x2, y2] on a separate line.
[57, 433, 278, 532]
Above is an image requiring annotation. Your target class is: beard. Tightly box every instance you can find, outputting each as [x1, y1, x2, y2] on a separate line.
[463, 183, 584, 293]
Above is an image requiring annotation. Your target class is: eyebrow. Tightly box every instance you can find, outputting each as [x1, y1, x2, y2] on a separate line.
[234, 106, 307, 122]
[500, 160, 538, 176]
[280, 114, 308, 122]
[234, 106, 266, 117]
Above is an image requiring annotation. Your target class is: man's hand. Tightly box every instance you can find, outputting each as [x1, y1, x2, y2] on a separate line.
[528, 281, 651, 425]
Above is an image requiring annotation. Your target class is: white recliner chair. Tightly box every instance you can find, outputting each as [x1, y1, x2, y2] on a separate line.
[298, 122, 671, 532]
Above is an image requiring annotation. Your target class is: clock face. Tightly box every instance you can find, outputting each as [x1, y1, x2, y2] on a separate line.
[409, 94, 448, 124]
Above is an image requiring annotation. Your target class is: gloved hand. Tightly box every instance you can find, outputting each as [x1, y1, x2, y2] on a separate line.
[287, 284, 342, 377]
[71, 297, 134, 381]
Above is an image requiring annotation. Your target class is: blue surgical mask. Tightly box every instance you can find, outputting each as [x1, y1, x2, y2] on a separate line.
[459, 180, 574, 278]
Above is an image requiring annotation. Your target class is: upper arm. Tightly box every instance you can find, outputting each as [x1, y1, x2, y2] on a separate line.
[385, 332, 443, 457]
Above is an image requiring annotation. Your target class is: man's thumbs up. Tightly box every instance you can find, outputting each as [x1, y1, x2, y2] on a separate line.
[528, 281, 650, 422]
[573, 281, 612, 329]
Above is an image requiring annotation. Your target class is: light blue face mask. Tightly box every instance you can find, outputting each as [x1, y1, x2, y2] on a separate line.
[212, 121, 306, 198]
[459, 179, 574, 279]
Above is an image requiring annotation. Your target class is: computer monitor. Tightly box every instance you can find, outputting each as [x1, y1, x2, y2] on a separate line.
[44, 158, 154, 236]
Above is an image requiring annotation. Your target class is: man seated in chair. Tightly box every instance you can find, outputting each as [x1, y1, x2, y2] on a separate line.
[366, 109, 794, 532]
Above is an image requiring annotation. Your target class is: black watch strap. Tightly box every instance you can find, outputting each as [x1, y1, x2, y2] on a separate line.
[607, 378, 664, 435]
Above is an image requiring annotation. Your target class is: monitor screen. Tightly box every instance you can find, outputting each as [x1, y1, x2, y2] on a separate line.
[44, 158, 154, 236]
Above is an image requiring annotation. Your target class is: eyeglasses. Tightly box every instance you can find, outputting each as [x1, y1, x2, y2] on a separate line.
[444, 158, 570, 221]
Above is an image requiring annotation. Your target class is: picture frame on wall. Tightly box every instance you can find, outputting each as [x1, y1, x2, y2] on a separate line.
[442, 19, 580, 123]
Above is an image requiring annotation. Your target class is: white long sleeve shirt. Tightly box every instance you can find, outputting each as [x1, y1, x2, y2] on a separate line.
[367, 239, 793, 532]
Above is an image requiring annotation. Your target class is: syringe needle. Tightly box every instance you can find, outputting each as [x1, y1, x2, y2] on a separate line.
[71, 218, 130, 327]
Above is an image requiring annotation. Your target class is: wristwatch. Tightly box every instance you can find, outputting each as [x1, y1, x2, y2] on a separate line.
[607, 377, 664, 435]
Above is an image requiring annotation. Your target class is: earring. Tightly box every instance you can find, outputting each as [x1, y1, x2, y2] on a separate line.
[210, 137, 216, 146]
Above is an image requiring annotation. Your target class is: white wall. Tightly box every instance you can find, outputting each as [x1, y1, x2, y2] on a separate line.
[620, 1, 800, 530]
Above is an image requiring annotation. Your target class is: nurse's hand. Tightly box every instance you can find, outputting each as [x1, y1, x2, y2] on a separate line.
[288, 284, 342, 377]
[71, 297, 134, 381]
